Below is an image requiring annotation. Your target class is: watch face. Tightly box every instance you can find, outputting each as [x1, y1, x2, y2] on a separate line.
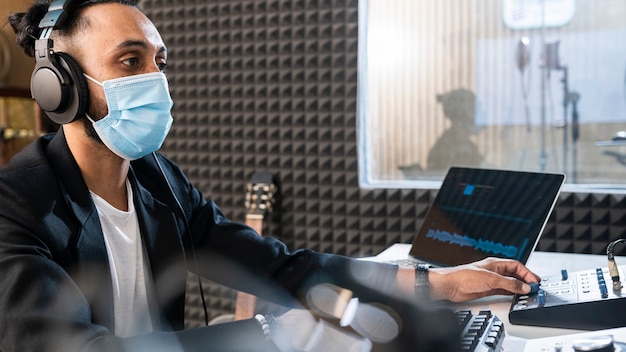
[502, 0, 576, 30]
[416, 263, 431, 271]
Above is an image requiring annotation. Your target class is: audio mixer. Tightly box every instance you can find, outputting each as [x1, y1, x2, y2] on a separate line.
[509, 264, 626, 330]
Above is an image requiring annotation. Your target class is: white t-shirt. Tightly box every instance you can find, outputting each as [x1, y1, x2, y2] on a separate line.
[90, 180, 155, 337]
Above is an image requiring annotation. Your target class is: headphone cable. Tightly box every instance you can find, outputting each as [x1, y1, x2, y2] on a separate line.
[152, 152, 209, 326]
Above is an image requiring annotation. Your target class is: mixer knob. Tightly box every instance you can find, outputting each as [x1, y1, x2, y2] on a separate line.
[572, 335, 614, 352]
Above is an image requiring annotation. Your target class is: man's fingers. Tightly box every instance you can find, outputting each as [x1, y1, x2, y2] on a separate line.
[482, 258, 542, 284]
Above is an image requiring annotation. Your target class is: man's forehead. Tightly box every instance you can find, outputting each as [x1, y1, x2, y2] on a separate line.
[79, 2, 164, 47]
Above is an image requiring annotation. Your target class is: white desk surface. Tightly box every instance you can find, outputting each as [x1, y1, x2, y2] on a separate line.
[368, 243, 626, 351]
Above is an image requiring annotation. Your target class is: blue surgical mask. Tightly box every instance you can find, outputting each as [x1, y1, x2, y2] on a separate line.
[84, 72, 174, 160]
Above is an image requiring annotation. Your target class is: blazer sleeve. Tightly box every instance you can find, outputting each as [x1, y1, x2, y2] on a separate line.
[144, 153, 401, 307]
[132, 153, 413, 348]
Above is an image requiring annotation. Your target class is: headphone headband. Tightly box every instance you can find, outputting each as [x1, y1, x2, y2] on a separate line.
[38, 0, 82, 34]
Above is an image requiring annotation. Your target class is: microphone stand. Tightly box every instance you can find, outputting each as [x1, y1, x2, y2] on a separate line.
[552, 65, 582, 183]
[539, 24, 548, 172]
[569, 91, 580, 183]
[541, 40, 572, 178]
[555, 67, 582, 183]
[561, 67, 569, 177]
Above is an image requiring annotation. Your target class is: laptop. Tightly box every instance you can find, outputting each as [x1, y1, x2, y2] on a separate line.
[370, 166, 565, 267]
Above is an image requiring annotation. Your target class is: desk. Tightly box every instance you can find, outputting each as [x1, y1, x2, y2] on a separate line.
[369, 244, 626, 351]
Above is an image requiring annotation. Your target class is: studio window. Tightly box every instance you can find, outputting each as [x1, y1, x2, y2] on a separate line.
[358, 0, 626, 192]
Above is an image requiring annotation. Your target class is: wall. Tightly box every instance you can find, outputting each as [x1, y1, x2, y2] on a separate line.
[0, 0, 35, 89]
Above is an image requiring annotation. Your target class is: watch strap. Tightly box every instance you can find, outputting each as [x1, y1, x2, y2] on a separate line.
[414, 263, 431, 299]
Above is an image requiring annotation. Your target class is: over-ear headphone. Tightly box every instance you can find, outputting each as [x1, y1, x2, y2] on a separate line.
[30, 0, 89, 125]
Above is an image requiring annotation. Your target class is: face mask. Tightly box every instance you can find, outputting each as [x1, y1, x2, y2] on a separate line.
[84, 72, 174, 160]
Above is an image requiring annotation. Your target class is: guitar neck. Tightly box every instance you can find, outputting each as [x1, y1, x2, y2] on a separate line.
[245, 214, 264, 235]
[234, 213, 265, 321]
[235, 172, 276, 321]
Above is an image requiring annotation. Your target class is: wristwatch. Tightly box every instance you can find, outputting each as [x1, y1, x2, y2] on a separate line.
[414, 263, 431, 298]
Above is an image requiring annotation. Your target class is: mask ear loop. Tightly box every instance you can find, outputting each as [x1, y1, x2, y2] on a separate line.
[83, 73, 104, 86]
[607, 238, 625, 291]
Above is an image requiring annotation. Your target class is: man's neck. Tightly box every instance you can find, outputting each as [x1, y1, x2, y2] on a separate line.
[63, 123, 130, 211]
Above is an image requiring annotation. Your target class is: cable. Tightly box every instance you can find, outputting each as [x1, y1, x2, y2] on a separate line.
[606, 238, 625, 291]
[152, 152, 209, 326]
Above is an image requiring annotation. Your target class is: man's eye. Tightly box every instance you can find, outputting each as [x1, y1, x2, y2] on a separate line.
[158, 62, 167, 72]
[122, 57, 139, 66]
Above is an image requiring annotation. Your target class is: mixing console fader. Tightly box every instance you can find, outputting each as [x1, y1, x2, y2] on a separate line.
[457, 308, 505, 352]
[509, 264, 626, 330]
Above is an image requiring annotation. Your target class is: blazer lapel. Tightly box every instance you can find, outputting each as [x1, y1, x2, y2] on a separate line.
[46, 129, 115, 330]
[128, 166, 188, 330]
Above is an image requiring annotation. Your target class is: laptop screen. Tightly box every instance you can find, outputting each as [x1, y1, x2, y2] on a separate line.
[409, 167, 565, 267]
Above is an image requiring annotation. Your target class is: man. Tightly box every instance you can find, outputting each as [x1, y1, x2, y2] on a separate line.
[1, 1, 541, 351]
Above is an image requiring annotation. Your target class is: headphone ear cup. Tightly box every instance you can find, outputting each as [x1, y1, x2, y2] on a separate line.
[50, 52, 89, 124]
[30, 51, 89, 125]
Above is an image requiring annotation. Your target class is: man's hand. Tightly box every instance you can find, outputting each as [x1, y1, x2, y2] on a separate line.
[428, 257, 542, 302]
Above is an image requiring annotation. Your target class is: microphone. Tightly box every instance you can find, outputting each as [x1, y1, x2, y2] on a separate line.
[515, 37, 530, 73]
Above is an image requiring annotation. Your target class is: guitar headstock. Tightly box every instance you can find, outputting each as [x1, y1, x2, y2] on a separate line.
[244, 171, 276, 216]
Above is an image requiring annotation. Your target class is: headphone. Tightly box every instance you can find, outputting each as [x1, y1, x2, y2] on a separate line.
[30, 0, 89, 125]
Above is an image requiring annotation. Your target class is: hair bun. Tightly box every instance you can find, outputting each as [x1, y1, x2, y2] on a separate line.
[7, 1, 51, 57]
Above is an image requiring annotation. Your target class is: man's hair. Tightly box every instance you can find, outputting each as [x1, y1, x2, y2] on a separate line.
[7, 0, 139, 57]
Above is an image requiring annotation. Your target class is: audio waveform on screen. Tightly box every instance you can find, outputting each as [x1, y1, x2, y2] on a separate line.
[425, 229, 518, 258]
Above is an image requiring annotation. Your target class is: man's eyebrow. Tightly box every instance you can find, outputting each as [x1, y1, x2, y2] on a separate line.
[114, 39, 167, 54]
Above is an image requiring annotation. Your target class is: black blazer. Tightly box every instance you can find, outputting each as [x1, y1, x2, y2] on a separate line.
[0, 130, 399, 352]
